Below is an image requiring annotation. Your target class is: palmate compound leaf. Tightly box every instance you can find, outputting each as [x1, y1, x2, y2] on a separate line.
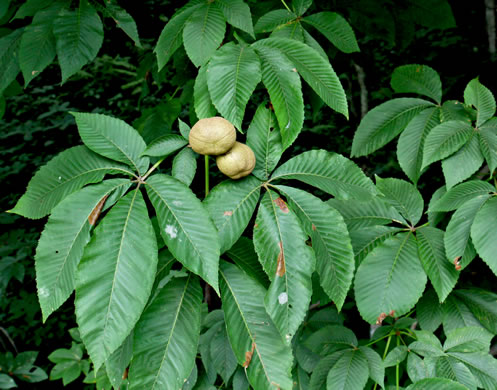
[422, 120, 475, 170]
[128, 274, 202, 390]
[204, 176, 262, 254]
[270, 149, 377, 201]
[302, 12, 360, 53]
[53, 1, 104, 83]
[219, 261, 294, 390]
[253, 45, 304, 150]
[390, 64, 443, 104]
[207, 42, 261, 130]
[145, 174, 220, 292]
[351, 98, 435, 157]
[71, 112, 149, 176]
[10, 145, 134, 219]
[252, 38, 348, 118]
[445, 195, 491, 270]
[354, 232, 427, 324]
[471, 196, 497, 277]
[36, 179, 131, 321]
[275, 185, 355, 310]
[75, 189, 158, 371]
[246, 104, 284, 181]
[253, 190, 315, 341]
[397, 107, 441, 184]
[464, 78, 496, 127]
[154, 1, 203, 70]
[416, 227, 459, 303]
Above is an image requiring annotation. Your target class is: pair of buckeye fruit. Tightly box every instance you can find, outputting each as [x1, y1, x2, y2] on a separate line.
[189, 117, 256, 179]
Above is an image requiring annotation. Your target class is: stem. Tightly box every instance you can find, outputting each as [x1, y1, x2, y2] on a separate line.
[205, 155, 210, 197]
[396, 337, 400, 390]
[373, 335, 392, 390]
[280, 0, 292, 13]
[142, 157, 166, 181]
[364, 331, 394, 347]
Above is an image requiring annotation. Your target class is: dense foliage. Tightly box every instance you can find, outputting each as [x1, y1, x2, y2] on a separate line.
[1, 0, 497, 389]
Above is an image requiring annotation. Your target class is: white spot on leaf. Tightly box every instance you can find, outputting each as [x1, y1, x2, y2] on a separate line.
[165, 225, 178, 239]
[278, 292, 288, 305]
[39, 287, 50, 298]
[173, 200, 182, 207]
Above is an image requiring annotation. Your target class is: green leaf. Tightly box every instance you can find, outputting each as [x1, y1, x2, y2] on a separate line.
[429, 180, 494, 212]
[471, 196, 497, 276]
[271, 149, 376, 200]
[204, 176, 261, 253]
[408, 0, 456, 30]
[36, 179, 130, 321]
[207, 43, 261, 130]
[276, 185, 355, 310]
[351, 98, 434, 157]
[409, 331, 444, 357]
[254, 9, 296, 33]
[253, 190, 315, 341]
[360, 346, 385, 389]
[444, 327, 493, 353]
[302, 12, 359, 53]
[194, 65, 217, 119]
[146, 174, 220, 292]
[12, 0, 53, 20]
[72, 112, 149, 175]
[349, 226, 402, 264]
[233, 367, 250, 390]
[390, 65, 442, 104]
[407, 353, 435, 383]
[416, 227, 458, 303]
[442, 295, 483, 333]
[447, 352, 497, 389]
[19, 3, 62, 86]
[442, 134, 484, 189]
[143, 135, 187, 157]
[246, 105, 283, 181]
[226, 237, 270, 287]
[397, 107, 441, 183]
[384, 346, 408, 367]
[292, 0, 312, 15]
[53, 2, 104, 82]
[435, 356, 477, 390]
[104, 3, 141, 47]
[440, 100, 474, 123]
[354, 233, 427, 324]
[172, 147, 197, 186]
[270, 21, 305, 41]
[75, 189, 158, 370]
[303, 325, 357, 356]
[10, 146, 133, 219]
[445, 195, 490, 267]
[253, 37, 348, 118]
[375, 177, 424, 225]
[464, 78, 496, 127]
[0, 373, 16, 388]
[326, 349, 369, 390]
[183, 2, 226, 67]
[220, 261, 293, 390]
[427, 185, 446, 228]
[294, 365, 310, 390]
[416, 289, 443, 332]
[302, 28, 327, 60]
[405, 378, 469, 390]
[327, 197, 406, 230]
[478, 118, 497, 173]
[455, 289, 497, 334]
[422, 120, 474, 170]
[128, 275, 202, 390]
[106, 332, 132, 389]
[254, 45, 304, 149]
[309, 351, 343, 389]
[154, 2, 203, 70]
[215, 0, 254, 38]
[209, 315, 237, 382]
[0, 29, 23, 94]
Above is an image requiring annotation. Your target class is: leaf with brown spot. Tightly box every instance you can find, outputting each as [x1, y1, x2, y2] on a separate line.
[276, 241, 286, 277]
[88, 195, 108, 226]
[243, 342, 256, 368]
[311, 223, 316, 231]
[273, 197, 289, 213]
[224, 210, 233, 216]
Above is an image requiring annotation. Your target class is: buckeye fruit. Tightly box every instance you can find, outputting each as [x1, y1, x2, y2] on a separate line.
[189, 116, 236, 155]
[216, 142, 256, 179]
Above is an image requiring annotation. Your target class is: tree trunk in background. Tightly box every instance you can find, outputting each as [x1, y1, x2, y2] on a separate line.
[485, 0, 496, 58]
[353, 62, 368, 118]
